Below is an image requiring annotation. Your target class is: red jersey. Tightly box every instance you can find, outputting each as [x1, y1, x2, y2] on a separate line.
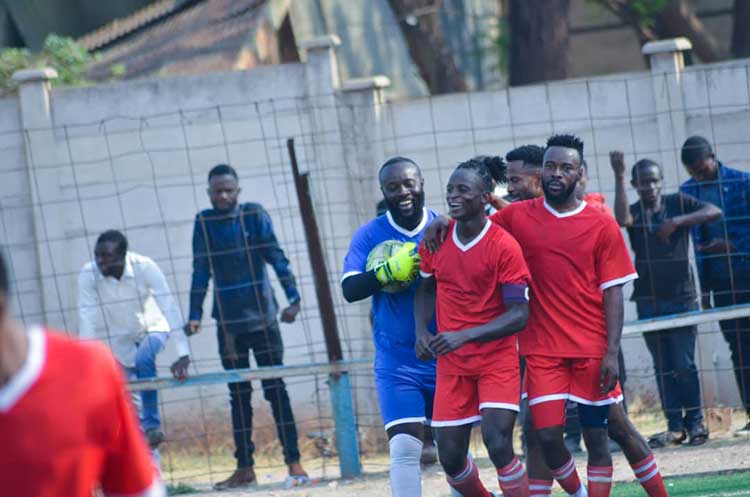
[0, 328, 161, 497]
[490, 197, 637, 358]
[419, 220, 531, 374]
[584, 192, 613, 217]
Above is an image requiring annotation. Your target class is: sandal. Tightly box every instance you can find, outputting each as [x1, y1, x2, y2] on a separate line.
[647, 430, 686, 448]
[687, 425, 709, 446]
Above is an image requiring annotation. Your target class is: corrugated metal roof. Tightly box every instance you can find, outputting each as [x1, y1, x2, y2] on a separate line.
[86, 0, 273, 81]
[77, 0, 188, 51]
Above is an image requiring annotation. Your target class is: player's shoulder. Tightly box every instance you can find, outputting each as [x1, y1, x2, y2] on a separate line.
[486, 221, 523, 251]
[353, 214, 388, 239]
[45, 328, 119, 373]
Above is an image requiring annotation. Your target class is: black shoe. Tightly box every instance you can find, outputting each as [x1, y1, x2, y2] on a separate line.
[687, 424, 709, 446]
[734, 421, 750, 437]
[145, 429, 164, 449]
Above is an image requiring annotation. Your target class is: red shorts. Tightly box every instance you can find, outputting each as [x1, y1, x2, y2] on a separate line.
[523, 355, 623, 429]
[432, 367, 520, 427]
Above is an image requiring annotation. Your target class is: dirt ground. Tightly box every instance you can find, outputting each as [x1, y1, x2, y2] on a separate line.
[175, 417, 750, 497]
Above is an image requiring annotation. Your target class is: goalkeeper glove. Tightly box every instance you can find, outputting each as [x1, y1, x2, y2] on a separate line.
[375, 242, 421, 285]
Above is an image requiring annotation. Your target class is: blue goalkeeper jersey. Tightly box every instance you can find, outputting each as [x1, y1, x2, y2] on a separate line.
[342, 208, 437, 372]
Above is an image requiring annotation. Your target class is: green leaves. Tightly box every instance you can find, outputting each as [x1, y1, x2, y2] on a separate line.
[0, 34, 93, 94]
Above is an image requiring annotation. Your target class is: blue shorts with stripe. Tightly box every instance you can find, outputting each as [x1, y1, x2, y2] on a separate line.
[375, 348, 436, 430]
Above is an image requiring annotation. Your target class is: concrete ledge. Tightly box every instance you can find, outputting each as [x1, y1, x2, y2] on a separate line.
[642, 37, 692, 55]
[341, 76, 391, 92]
[12, 68, 58, 83]
[298, 34, 342, 51]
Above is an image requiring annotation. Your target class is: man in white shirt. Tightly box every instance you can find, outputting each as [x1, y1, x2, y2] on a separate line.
[78, 230, 190, 448]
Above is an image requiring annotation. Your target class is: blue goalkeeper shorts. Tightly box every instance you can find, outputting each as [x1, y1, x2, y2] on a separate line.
[375, 348, 436, 430]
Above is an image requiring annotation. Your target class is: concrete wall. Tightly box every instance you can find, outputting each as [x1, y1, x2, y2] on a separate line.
[4, 39, 750, 438]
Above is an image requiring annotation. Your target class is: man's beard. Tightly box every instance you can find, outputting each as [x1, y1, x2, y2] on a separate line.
[542, 179, 578, 205]
[385, 191, 425, 226]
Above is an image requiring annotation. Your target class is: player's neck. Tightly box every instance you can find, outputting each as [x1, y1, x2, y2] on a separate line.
[545, 194, 580, 213]
[0, 320, 28, 388]
[455, 215, 487, 244]
[392, 209, 423, 231]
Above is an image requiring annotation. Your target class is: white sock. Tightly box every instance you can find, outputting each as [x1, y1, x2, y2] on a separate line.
[389, 433, 423, 497]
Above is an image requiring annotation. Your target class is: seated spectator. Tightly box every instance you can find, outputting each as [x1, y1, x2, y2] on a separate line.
[610, 151, 721, 447]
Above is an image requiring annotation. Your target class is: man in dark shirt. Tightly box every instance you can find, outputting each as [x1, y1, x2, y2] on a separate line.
[188, 164, 307, 489]
[611, 151, 721, 447]
[680, 136, 750, 436]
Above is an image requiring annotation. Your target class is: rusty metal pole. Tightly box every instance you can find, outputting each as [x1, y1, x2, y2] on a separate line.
[287, 138, 360, 477]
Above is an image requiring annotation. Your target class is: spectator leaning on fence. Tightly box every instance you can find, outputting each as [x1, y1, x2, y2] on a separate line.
[78, 230, 190, 452]
[680, 136, 750, 437]
[1, 250, 165, 497]
[611, 151, 720, 448]
[187, 164, 308, 490]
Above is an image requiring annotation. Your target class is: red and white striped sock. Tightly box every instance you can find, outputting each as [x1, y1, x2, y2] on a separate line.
[529, 478, 553, 496]
[550, 456, 587, 496]
[587, 465, 613, 497]
[630, 454, 668, 497]
[496, 456, 529, 497]
[447, 456, 493, 497]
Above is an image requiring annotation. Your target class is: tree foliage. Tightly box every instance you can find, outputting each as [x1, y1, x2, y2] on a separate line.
[0, 34, 92, 94]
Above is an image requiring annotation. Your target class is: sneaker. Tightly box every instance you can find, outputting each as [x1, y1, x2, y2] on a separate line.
[145, 429, 164, 449]
[734, 422, 750, 437]
[213, 467, 257, 490]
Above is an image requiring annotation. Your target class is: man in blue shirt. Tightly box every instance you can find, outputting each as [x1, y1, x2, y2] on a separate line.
[187, 164, 307, 489]
[680, 136, 750, 436]
[341, 157, 440, 497]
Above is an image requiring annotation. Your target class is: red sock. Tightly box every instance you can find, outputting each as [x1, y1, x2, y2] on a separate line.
[630, 454, 668, 497]
[497, 456, 529, 497]
[587, 465, 612, 497]
[447, 457, 493, 497]
[529, 478, 553, 496]
[550, 456, 584, 495]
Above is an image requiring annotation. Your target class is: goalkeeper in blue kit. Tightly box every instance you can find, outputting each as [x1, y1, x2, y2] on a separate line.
[341, 157, 442, 497]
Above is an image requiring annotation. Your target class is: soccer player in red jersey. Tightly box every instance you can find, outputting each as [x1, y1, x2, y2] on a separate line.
[425, 135, 669, 497]
[0, 251, 164, 497]
[415, 158, 532, 497]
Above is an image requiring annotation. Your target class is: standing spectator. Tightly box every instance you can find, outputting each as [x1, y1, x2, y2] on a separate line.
[611, 151, 720, 447]
[187, 164, 307, 489]
[78, 230, 190, 451]
[680, 136, 750, 436]
[1, 250, 165, 497]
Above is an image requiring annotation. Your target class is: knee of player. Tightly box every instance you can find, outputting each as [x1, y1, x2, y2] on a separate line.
[389, 433, 423, 464]
[437, 445, 468, 476]
[535, 426, 563, 448]
[606, 416, 632, 445]
[482, 428, 513, 458]
[582, 428, 611, 459]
